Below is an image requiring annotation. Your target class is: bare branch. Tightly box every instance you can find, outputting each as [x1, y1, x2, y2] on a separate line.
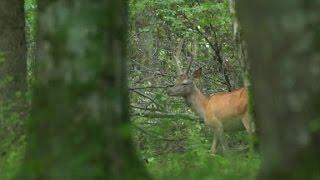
[181, 13, 232, 91]
[129, 85, 171, 91]
[130, 105, 160, 112]
[131, 90, 166, 111]
[133, 124, 186, 142]
[132, 112, 199, 121]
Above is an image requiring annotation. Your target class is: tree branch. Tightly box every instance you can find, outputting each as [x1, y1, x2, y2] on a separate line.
[129, 85, 171, 91]
[132, 90, 166, 111]
[132, 112, 199, 121]
[133, 124, 185, 142]
[181, 14, 233, 91]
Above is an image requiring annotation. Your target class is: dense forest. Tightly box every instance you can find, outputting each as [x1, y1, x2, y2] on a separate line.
[0, 0, 319, 179]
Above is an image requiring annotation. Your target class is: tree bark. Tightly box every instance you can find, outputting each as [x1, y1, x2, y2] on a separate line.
[238, 0, 320, 179]
[230, 0, 258, 149]
[18, 0, 148, 179]
[0, 0, 27, 152]
[0, 0, 27, 100]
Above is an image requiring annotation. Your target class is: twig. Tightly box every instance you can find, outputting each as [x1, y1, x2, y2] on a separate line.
[129, 85, 171, 91]
[130, 104, 159, 112]
[132, 90, 166, 111]
[181, 14, 232, 91]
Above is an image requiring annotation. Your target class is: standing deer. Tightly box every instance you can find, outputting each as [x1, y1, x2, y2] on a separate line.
[167, 40, 254, 154]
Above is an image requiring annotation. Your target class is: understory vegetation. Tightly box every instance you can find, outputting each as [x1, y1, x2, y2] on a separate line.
[1, 0, 261, 179]
[1, 0, 319, 179]
[134, 117, 261, 179]
[128, 0, 260, 179]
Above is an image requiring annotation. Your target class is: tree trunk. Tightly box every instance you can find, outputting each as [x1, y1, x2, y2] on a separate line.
[0, 0, 27, 151]
[229, 0, 257, 149]
[237, 0, 320, 179]
[0, 0, 27, 100]
[18, 0, 148, 179]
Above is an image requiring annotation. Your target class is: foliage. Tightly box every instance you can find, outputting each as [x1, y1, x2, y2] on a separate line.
[0, 142, 25, 180]
[128, 0, 260, 179]
[0, 0, 260, 179]
[147, 151, 260, 180]
[133, 114, 260, 179]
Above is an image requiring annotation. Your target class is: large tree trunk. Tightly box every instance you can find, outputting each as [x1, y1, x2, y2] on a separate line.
[0, 0, 27, 151]
[18, 0, 148, 179]
[0, 0, 27, 100]
[237, 0, 320, 179]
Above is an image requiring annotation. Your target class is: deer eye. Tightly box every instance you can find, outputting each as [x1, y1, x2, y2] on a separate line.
[182, 81, 189, 85]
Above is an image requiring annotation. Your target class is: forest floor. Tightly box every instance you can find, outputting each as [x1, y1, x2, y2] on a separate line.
[145, 148, 260, 180]
[0, 134, 260, 180]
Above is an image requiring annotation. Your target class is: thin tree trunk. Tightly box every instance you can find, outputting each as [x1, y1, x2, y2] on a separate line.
[238, 0, 320, 179]
[230, 0, 257, 149]
[18, 0, 148, 179]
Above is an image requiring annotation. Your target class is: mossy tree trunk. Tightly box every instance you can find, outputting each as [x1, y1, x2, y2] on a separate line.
[18, 0, 148, 179]
[0, 0, 27, 100]
[0, 0, 27, 150]
[238, 0, 320, 179]
[230, 0, 258, 151]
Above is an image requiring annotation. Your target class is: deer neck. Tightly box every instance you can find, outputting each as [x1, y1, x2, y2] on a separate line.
[184, 86, 208, 120]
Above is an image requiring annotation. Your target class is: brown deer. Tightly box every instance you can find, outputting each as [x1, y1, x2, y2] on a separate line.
[167, 40, 254, 154]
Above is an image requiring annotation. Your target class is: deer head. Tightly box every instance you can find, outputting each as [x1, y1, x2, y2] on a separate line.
[167, 40, 201, 97]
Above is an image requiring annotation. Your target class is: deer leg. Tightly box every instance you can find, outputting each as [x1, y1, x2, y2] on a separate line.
[241, 112, 255, 134]
[211, 133, 218, 154]
[211, 122, 225, 154]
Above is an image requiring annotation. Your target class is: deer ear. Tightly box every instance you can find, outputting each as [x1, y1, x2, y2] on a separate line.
[193, 67, 202, 79]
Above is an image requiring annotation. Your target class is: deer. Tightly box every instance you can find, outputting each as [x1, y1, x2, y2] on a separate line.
[167, 40, 255, 154]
